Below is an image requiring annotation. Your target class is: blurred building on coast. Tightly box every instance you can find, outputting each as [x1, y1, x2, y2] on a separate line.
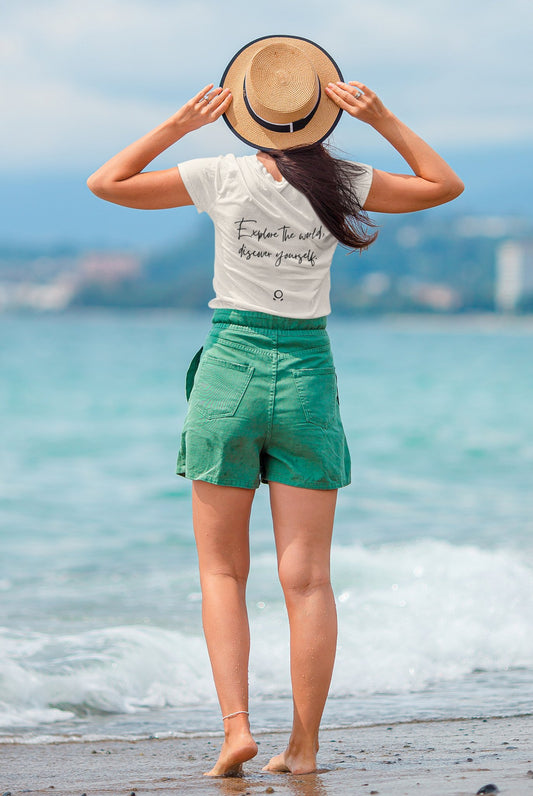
[495, 240, 533, 312]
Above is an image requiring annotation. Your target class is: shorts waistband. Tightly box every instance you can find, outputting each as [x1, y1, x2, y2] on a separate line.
[211, 309, 327, 331]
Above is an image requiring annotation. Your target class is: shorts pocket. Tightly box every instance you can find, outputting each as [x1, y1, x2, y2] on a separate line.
[191, 354, 254, 419]
[292, 367, 338, 429]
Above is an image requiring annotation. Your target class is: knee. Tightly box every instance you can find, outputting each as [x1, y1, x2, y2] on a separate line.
[201, 565, 249, 589]
[278, 562, 331, 598]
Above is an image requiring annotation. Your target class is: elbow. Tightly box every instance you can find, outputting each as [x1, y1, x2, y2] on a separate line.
[449, 177, 465, 200]
[435, 176, 464, 206]
[87, 172, 114, 201]
[87, 172, 103, 197]
[87, 173, 111, 199]
[444, 174, 465, 201]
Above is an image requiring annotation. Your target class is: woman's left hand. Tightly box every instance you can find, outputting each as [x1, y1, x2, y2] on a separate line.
[325, 81, 464, 213]
[325, 81, 390, 127]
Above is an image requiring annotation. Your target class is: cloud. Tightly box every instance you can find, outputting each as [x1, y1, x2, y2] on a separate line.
[1, 0, 532, 173]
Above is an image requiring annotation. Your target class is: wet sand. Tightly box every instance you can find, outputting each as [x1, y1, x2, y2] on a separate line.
[1, 715, 532, 796]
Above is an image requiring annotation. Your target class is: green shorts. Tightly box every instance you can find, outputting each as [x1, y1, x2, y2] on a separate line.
[176, 309, 351, 490]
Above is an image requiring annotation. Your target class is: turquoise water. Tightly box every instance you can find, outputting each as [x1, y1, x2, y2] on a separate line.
[1, 312, 532, 743]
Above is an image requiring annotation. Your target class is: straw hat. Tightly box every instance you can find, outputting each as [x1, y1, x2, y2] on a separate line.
[220, 35, 344, 151]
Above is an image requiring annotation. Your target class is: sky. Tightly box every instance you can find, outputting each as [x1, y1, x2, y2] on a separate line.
[1, 0, 532, 247]
[2, 0, 533, 174]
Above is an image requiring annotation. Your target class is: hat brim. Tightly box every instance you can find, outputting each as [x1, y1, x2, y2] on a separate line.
[220, 35, 344, 151]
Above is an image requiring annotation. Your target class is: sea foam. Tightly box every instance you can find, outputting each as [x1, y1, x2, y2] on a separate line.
[1, 539, 532, 735]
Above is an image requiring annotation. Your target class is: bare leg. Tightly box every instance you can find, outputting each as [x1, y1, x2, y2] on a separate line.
[263, 482, 338, 775]
[192, 480, 258, 776]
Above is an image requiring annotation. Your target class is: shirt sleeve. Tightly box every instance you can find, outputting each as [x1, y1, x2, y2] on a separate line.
[177, 156, 222, 214]
[350, 162, 374, 208]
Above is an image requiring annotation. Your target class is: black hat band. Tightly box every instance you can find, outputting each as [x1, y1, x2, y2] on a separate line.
[242, 76, 322, 134]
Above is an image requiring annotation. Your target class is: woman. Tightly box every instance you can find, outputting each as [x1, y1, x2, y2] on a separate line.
[88, 36, 463, 778]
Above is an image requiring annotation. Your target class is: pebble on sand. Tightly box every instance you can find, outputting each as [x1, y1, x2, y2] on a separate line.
[476, 786, 499, 795]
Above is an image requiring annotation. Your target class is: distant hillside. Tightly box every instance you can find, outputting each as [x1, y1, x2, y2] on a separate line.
[2, 202, 532, 314]
[66, 212, 533, 313]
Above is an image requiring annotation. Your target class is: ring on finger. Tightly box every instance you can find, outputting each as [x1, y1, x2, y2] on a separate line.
[202, 95, 210, 103]
[354, 90, 363, 99]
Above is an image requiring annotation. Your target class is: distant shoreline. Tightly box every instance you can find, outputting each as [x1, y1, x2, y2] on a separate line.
[3, 307, 533, 328]
[2, 711, 532, 747]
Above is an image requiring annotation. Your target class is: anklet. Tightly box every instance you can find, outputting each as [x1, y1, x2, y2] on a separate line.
[222, 710, 249, 720]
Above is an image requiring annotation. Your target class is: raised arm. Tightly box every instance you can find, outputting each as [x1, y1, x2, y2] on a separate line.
[325, 81, 464, 213]
[86, 85, 232, 209]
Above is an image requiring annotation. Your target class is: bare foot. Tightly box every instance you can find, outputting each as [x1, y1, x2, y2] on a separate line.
[262, 749, 317, 775]
[204, 734, 258, 777]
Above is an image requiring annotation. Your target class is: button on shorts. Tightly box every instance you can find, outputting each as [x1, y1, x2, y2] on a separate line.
[176, 309, 351, 490]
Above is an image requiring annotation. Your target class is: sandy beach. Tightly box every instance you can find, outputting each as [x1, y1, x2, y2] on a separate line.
[1, 714, 532, 796]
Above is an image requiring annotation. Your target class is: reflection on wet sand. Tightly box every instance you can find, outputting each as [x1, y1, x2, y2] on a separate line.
[213, 770, 331, 796]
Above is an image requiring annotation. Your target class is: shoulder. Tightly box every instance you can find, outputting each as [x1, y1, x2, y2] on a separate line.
[344, 161, 374, 208]
[345, 160, 373, 181]
[176, 154, 253, 213]
[178, 154, 226, 178]
[178, 153, 247, 176]
[178, 153, 254, 189]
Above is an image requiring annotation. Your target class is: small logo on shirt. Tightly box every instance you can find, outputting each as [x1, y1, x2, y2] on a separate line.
[273, 289, 284, 301]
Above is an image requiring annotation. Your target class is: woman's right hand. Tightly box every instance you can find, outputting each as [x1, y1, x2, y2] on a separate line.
[172, 84, 233, 135]
[87, 84, 232, 210]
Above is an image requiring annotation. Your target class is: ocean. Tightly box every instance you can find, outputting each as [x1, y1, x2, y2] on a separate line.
[1, 312, 532, 744]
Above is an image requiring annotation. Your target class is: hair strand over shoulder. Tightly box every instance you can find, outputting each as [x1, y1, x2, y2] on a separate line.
[267, 143, 378, 251]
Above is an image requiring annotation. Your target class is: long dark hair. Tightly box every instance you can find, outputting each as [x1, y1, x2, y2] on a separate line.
[267, 143, 378, 251]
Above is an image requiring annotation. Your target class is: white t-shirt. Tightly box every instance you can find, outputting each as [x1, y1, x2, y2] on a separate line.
[178, 154, 373, 318]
